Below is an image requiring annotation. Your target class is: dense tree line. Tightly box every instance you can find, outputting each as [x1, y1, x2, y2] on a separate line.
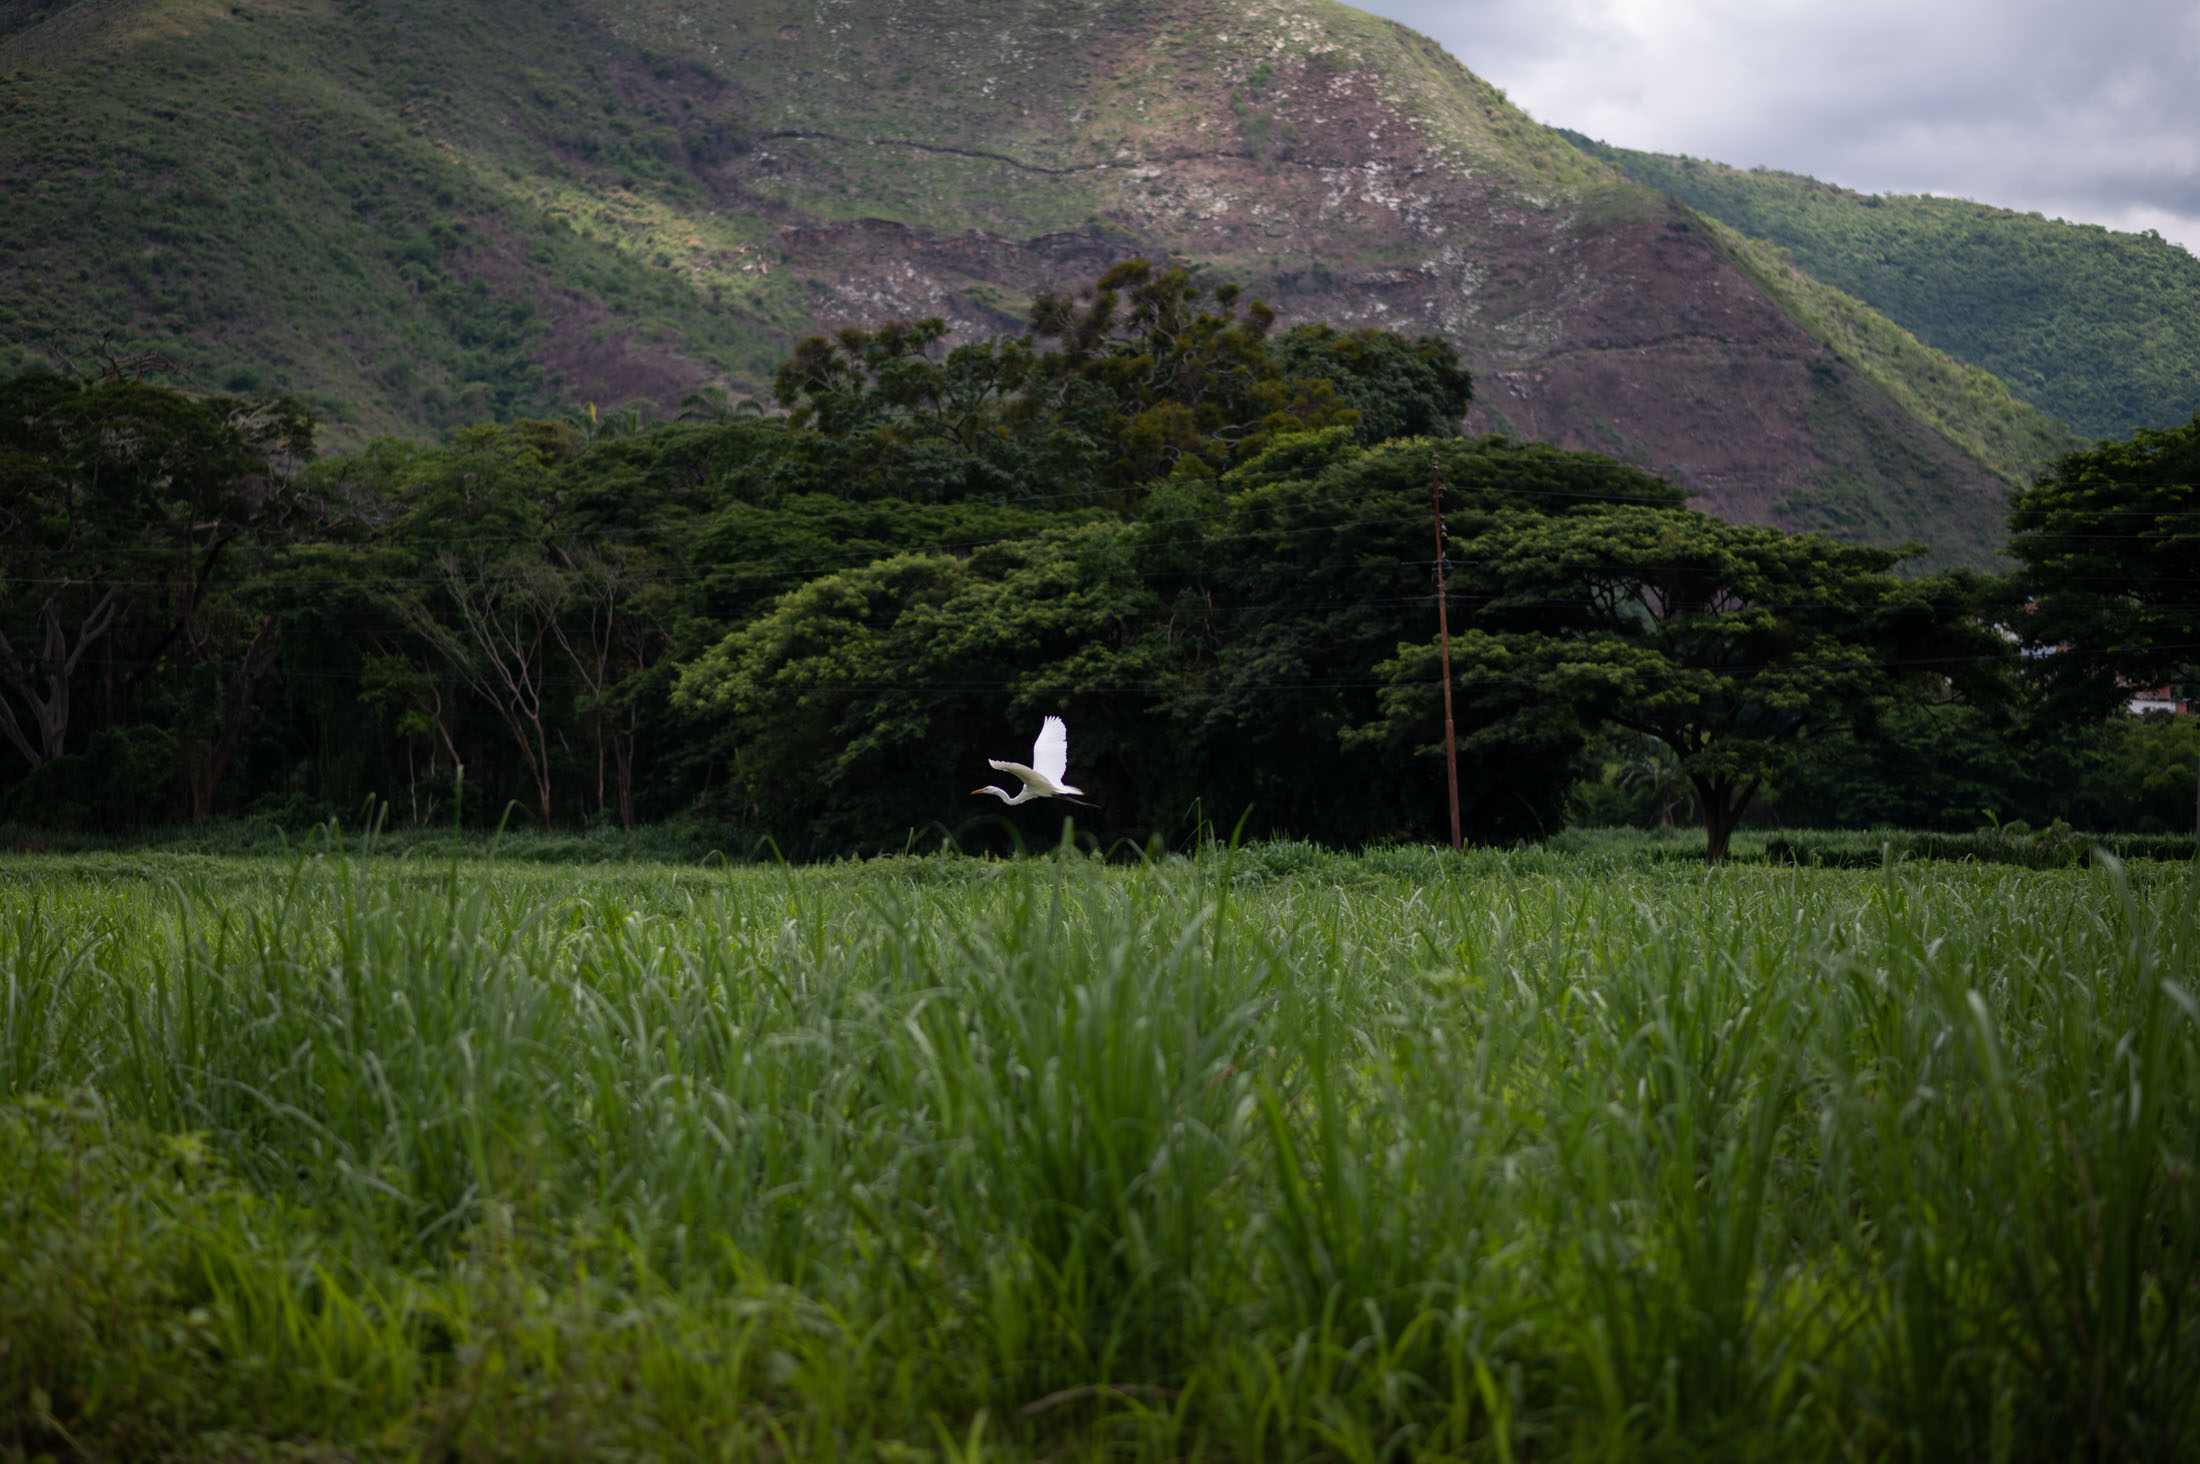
[4, 261, 2195, 856]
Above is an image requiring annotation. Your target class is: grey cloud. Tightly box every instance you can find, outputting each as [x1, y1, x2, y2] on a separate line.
[1355, 0, 2200, 249]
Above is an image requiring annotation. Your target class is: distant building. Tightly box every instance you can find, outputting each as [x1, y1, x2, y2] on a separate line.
[2003, 611, 2194, 713]
[2127, 684, 2197, 715]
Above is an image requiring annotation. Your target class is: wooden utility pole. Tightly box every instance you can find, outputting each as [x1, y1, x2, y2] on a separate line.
[1432, 453, 1462, 850]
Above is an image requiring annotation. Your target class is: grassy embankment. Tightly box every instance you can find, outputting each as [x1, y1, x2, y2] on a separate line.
[5, 836, 2197, 1459]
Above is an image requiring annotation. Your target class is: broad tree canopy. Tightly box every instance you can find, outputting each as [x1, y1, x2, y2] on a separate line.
[2008, 413, 2200, 711]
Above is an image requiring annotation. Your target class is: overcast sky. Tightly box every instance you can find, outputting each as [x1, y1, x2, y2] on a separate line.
[1357, 0, 2200, 254]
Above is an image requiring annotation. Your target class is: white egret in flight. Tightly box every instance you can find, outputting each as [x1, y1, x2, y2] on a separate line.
[974, 715, 1086, 805]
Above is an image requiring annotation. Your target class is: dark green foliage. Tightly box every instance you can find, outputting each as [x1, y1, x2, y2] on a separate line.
[678, 524, 1170, 849]
[1272, 322, 1475, 445]
[1747, 698, 2198, 843]
[0, 370, 317, 821]
[7, 276, 2182, 857]
[1760, 413, 2200, 843]
[768, 319, 1068, 502]
[0, 724, 177, 832]
[1167, 432, 1678, 844]
[670, 431, 1702, 851]
[2008, 413, 2200, 711]
[1565, 133, 2200, 441]
[1018, 259, 1373, 487]
[1763, 826, 2196, 868]
[691, 492, 1088, 628]
[1426, 503, 2009, 859]
[766, 259, 1404, 506]
[1766, 701, 2071, 832]
[672, 425, 2005, 858]
[2080, 713, 2200, 834]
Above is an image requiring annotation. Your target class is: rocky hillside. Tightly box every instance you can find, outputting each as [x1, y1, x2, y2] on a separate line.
[0, 0, 2073, 560]
[1560, 131, 2200, 445]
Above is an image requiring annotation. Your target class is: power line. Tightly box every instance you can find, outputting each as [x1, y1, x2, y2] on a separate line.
[45, 639, 2197, 699]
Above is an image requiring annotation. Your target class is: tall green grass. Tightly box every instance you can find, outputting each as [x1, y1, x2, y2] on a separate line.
[4, 840, 2196, 1459]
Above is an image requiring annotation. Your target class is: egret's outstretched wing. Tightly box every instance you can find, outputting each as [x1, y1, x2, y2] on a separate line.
[1033, 716, 1068, 785]
[987, 758, 1045, 791]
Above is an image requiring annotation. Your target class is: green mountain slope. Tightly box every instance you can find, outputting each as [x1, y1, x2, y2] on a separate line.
[1702, 218, 2072, 539]
[1559, 132, 2200, 443]
[0, 0, 2073, 560]
[0, 0, 816, 440]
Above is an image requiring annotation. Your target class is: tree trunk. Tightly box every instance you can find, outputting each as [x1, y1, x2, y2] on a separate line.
[530, 751, 556, 833]
[1696, 775, 1760, 864]
[593, 710, 607, 817]
[1703, 801, 1738, 864]
[425, 556, 562, 833]
[0, 590, 121, 767]
[185, 615, 280, 822]
[613, 703, 637, 831]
